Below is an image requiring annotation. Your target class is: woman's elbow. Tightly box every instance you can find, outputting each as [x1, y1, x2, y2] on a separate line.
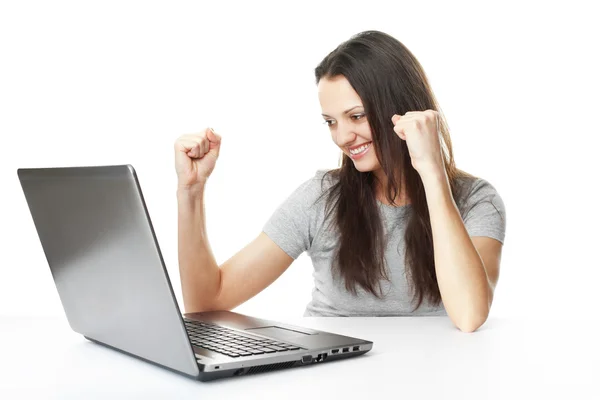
[454, 309, 489, 333]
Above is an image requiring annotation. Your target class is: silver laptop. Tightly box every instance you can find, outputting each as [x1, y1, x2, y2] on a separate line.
[17, 164, 373, 381]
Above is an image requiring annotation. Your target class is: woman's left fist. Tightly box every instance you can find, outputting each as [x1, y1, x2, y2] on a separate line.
[391, 109, 445, 176]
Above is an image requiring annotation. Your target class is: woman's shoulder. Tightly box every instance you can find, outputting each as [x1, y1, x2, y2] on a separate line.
[295, 168, 338, 193]
[453, 173, 505, 217]
[279, 169, 338, 209]
[454, 173, 503, 199]
[314, 168, 339, 186]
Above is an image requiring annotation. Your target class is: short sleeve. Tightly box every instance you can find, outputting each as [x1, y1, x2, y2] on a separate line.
[262, 170, 327, 259]
[461, 178, 507, 244]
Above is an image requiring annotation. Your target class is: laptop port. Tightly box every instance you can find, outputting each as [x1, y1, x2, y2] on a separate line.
[353, 346, 360, 351]
[302, 355, 312, 364]
[316, 353, 328, 362]
[342, 347, 349, 353]
[331, 349, 339, 354]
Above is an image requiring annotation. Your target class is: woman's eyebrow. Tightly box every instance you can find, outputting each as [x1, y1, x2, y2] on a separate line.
[321, 105, 363, 117]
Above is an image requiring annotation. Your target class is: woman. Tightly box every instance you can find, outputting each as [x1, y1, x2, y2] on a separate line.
[174, 30, 506, 333]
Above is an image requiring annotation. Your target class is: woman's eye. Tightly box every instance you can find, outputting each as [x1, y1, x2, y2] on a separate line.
[323, 115, 363, 126]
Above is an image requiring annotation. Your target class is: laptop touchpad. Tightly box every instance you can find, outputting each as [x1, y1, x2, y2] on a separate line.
[247, 326, 312, 341]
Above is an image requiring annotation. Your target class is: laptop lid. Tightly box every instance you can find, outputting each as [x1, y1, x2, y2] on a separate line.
[17, 164, 199, 378]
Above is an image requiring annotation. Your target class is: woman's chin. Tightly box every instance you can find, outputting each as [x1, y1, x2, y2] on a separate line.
[352, 160, 376, 172]
[345, 152, 378, 172]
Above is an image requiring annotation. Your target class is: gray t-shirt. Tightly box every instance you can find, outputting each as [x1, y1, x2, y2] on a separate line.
[262, 169, 506, 317]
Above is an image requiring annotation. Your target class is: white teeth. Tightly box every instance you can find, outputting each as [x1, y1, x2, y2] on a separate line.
[350, 143, 370, 155]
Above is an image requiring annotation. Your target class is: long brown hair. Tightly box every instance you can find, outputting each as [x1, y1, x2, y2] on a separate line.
[314, 30, 476, 310]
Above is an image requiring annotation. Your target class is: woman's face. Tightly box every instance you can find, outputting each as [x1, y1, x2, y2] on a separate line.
[318, 75, 381, 173]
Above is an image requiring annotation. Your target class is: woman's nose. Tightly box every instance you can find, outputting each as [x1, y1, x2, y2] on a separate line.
[335, 123, 357, 146]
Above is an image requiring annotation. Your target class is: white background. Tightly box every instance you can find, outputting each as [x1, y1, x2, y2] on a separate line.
[1, 0, 598, 322]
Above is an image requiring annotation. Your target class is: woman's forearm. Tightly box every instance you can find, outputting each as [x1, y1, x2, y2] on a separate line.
[421, 171, 491, 332]
[177, 185, 222, 313]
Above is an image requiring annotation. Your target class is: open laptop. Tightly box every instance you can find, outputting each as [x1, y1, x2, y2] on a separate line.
[17, 164, 373, 381]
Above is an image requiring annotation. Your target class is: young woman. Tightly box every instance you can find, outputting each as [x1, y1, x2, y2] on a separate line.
[174, 30, 506, 333]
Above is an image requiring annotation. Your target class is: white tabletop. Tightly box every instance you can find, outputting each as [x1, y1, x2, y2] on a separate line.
[1, 315, 599, 399]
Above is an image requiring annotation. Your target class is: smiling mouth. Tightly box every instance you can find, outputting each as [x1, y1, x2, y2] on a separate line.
[349, 142, 372, 155]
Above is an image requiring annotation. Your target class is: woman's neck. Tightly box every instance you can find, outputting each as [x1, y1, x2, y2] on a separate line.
[373, 169, 410, 207]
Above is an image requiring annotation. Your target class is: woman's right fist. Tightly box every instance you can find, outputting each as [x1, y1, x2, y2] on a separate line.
[174, 127, 222, 188]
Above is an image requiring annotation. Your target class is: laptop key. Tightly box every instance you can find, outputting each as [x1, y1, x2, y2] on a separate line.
[266, 346, 288, 352]
[259, 347, 277, 353]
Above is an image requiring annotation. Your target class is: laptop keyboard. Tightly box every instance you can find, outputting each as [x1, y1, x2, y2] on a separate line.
[184, 318, 304, 358]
